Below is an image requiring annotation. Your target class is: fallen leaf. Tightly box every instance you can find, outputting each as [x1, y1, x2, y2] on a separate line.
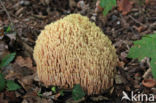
[0, 28, 4, 37]
[95, 0, 103, 13]
[77, 0, 85, 9]
[142, 79, 156, 88]
[135, 26, 145, 33]
[18, 75, 35, 91]
[5, 63, 34, 80]
[115, 74, 126, 84]
[54, 93, 61, 100]
[66, 97, 85, 103]
[15, 56, 36, 71]
[0, 93, 8, 103]
[117, 61, 125, 68]
[40, 98, 49, 103]
[0, 40, 9, 61]
[117, 0, 133, 15]
[145, 0, 150, 5]
[69, 0, 76, 9]
[23, 92, 41, 103]
[135, 73, 141, 77]
[90, 95, 109, 101]
[42, 91, 52, 97]
[5, 91, 20, 103]
[21, 75, 34, 85]
[150, 0, 156, 6]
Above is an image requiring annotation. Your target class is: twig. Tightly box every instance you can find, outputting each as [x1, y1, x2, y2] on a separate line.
[143, 68, 152, 79]
[0, 0, 15, 31]
[16, 35, 33, 56]
[0, 0, 33, 57]
[129, 15, 147, 28]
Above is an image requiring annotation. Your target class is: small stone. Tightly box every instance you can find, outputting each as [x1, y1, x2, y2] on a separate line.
[90, 16, 96, 21]
[42, 91, 52, 97]
[116, 21, 120, 25]
[20, 0, 31, 6]
[112, 15, 117, 22]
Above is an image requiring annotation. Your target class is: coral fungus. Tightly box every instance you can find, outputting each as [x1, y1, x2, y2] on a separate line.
[33, 14, 118, 95]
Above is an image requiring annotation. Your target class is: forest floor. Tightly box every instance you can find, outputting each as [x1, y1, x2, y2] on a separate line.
[0, 0, 156, 103]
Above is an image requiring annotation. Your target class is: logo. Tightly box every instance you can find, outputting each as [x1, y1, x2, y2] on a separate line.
[121, 91, 155, 102]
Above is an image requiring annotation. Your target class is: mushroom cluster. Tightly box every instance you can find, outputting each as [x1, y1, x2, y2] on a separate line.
[33, 14, 118, 95]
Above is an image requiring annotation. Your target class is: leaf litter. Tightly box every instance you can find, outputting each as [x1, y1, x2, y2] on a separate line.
[0, 0, 156, 102]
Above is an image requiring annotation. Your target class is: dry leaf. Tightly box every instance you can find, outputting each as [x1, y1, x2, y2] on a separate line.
[23, 92, 41, 103]
[15, 56, 36, 71]
[95, 0, 103, 13]
[115, 74, 126, 84]
[142, 79, 156, 88]
[136, 26, 145, 33]
[117, 61, 125, 68]
[0, 93, 8, 103]
[5, 91, 20, 103]
[148, 0, 156, 5]
[145, 0, 150, 5]
[5, 63, 34, 80]
[15, 56, 32, 68]
[0, 40, 9, 61]
[69, 0, 76, 9]
[0, 28, 4, 37]
[54, 93, 61, 100]
[117, 0, 133, 15]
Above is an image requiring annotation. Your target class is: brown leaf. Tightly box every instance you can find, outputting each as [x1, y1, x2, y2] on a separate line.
[117, 61, 125, 68]
[0, 40, 9, 61]
[54, 93, 61, 100]
[0, 93, 8, 103]
[115, 74, 126, 84]
[135, 26, 145, 33]
[15, 56, 32, 68]
[117, 0, 133, 15]
[23, 92, 41, 103]
[145, 0, 150, 5]
[4, 91, 20, 103]
[69, 0, 76, 9]
[15, 56, 36, 71]
[0, 28, 4, 37]
[151, 0, 156, 5]
[95, 0, 103, 13]
[5, 63, 34, 80]
[142, 79, 156, 88]
[18, 75, 34, 91]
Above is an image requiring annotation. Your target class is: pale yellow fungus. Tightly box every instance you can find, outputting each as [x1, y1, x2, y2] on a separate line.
[33, 14, 118, 95]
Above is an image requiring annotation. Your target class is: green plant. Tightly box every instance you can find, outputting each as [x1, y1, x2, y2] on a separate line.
[59, 90, 64, 96]
[6, 80, 21, 91]
[72, 84, 85, 100]
[128, 33, 156, 79]
[0, 73, 5, 91]
[51, 86, 56, 93]
[6, 25, 11, 33]
[37, 89, 43, 97]
[0, 52, 16, 68]
[4, 25, 12, 34]
[100, 0, 116, 16]
[0, 53, 21, 91]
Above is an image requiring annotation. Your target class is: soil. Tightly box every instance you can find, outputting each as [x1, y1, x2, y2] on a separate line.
[0, 0, 156, 103]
